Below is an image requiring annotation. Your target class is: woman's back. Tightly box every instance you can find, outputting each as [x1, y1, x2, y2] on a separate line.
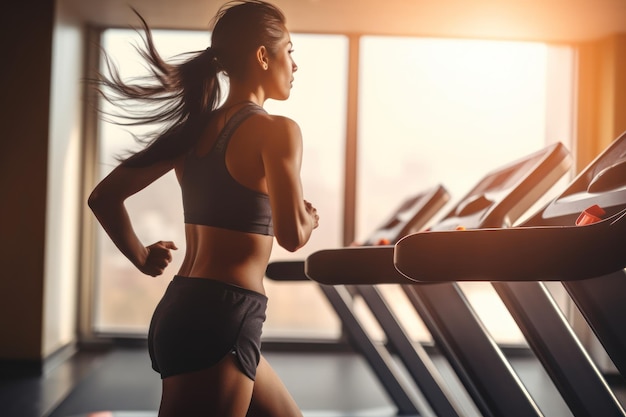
[175, 102, 275, 293]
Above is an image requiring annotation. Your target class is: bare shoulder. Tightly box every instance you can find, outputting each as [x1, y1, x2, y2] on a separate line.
[251, 112, 302, 140]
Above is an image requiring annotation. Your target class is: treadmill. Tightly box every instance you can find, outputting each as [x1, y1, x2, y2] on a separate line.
[267, 185, 454, 416]
[395, 133, 626, 417]
[305, 142, 572, 417]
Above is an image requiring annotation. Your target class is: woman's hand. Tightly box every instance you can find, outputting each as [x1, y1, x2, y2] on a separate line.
[139, 240, 178, 277]
[304, 200, 319, 229]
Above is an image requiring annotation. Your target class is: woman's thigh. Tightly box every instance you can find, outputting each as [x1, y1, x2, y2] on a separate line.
[247, 355, 303, 417]
[159, 353, 254, 417]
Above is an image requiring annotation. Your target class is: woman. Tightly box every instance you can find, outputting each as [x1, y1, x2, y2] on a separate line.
[88, 1, 318, 416]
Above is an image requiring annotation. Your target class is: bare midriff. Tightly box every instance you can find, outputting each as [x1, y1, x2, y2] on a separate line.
[177, 223, 274, 295]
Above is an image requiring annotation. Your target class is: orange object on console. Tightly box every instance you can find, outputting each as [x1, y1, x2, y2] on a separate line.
[575, 205, 606, 226]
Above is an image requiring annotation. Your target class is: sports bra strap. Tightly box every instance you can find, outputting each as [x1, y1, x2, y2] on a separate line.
[213, 102, 266, 154]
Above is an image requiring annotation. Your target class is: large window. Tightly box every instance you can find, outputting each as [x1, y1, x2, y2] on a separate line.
[357, 37, 575, 344]
[92, 30, 576, 345]
[94, 29, 347, 336]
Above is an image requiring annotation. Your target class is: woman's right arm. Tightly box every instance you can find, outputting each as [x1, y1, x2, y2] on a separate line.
[261, 116, 319, 252]
[88, 160, 178, 276]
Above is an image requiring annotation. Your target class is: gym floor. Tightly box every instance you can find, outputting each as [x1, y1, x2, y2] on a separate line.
[1, 343, 625, 417]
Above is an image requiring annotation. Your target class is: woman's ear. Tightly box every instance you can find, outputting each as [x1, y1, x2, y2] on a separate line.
[256, 45, 269, 70]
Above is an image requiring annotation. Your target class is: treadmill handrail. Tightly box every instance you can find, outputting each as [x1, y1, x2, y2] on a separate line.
[265, 184, 449, 282]
[304, 245, 406, 285]
[393, 208, 626, 282]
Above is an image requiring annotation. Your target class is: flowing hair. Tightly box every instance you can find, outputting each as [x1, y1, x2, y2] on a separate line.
[92, 1, 286, 167]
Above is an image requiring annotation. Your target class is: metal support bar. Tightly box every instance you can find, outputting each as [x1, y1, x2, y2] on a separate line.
[564, 269, 626, 377]
[319, 285, 421, 416]
[355, 285, 466, 417]
[403, 283, 544, 417]
[493, 281, 626, 417]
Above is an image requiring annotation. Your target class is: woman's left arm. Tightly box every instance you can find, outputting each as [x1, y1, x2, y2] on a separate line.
[87, 160, 178, 277]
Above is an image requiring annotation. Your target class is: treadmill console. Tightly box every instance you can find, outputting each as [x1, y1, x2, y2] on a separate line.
[529, 134, 626, 226]
[432, 142, 571, 230]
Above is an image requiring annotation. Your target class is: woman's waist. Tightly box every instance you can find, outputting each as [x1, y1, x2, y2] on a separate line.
[169, 275, 268, 300]
[176, 261, 268, 294]
[184, 224, 271, 256]
[179, 224, 272, 292]
[184, 222, 273, 243]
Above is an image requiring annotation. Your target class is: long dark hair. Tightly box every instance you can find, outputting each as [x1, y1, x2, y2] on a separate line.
[94, 1, 286, 167]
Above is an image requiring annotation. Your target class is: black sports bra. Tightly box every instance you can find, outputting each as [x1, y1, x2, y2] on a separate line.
[181, 103, 274, 236]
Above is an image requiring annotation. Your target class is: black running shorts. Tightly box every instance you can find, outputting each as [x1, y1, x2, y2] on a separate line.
[148, 275, 267, 380]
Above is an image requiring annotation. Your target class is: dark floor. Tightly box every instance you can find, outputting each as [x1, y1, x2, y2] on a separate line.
[1, 344, 625, 417]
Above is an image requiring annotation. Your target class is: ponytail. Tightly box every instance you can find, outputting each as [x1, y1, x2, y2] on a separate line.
[178, 46, 224, 118]
[94, 10, 224, 167]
